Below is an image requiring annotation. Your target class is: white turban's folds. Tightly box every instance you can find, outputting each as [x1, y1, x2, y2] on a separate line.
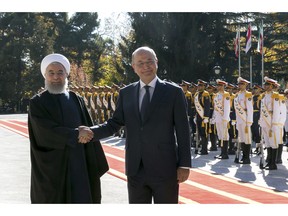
[40, 53, 70, 78]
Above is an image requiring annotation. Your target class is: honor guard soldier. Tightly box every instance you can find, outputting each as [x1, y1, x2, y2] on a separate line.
[111, 83, 121, 137]
[180, 80, 194, 145]
[111, 83, 120, 116]
[213, 79, 231, 159]
[81, 86, 92, 116]
[206, 84, 218, 151]
[284, 89, 288, 148]
[226, 83, 237, 155]
[97, 86, 105, 123]
[234, 77, 253, 164]
[73, 85, 81, 95]
[274, 82, 286, 164]
[194, 79, 210, 155]
[104, 85, 112, 119]
[259, 77, 280, 170]
[79, 86, 85, 98]
[189, 82, 198, 147]
[251, 84, 264, 154]
[89, 86, 98, 124]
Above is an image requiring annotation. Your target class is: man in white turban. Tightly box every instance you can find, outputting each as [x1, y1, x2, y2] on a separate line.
[28, 53, 108, 203]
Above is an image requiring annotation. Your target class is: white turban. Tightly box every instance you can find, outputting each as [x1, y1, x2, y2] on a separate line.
[40, 53, 70, 78]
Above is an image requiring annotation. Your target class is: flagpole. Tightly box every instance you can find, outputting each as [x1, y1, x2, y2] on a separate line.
[238, 28, 241, 77]
[250, 54, 252, 88]
[245, 23, 252, 87]
[261, 20, 264, 87]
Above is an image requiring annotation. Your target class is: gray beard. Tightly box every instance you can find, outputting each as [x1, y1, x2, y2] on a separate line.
[45, 79, 68, 94]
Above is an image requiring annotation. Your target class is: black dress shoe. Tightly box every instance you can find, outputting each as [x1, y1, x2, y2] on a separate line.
[219, 155, 229, 159]
[240, 158, 251, 164]
[214, 154, 222, 159]
[228, 149, 235, 155]
[209, 147, 218, 151]
[215, 155, 229, 159]
[265, 164, 277, 170]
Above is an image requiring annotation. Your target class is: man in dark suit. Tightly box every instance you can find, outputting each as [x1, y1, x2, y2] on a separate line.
[81, 46, 192, 203]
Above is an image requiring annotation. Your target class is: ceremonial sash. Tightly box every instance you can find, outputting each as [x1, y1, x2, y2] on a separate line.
[90, 95, 96, 110]
[234, 96, 247, 122]
[102, 95, 108, 109]
[194, 92, 204, 118]
[96, 95, 102, 107]
[214, 94, 224, 116]
[83, 95, 89, 106]
[260, 100, 272, 128]
[110, 95, 116, 111]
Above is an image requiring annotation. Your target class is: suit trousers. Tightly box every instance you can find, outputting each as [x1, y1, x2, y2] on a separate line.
[127, 161, 179, 204]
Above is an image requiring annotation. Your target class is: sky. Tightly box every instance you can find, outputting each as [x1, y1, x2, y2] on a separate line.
[2, 0, 287, 12]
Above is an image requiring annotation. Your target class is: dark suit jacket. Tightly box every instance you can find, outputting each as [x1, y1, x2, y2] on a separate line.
[92, 79, 192, 178]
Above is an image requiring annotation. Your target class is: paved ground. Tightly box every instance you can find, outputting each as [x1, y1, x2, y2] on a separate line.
[0, 114, 128, 204]
[0, 114, 288, 206]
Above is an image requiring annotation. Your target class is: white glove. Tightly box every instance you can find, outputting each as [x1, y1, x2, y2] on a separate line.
[231, 121, 236, 126]
[193, 117, 196, 124]
[203, 118, 209, 124]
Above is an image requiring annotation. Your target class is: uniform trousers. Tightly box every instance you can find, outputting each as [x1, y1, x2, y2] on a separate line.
[262, 127, 279, 149]
[236, 124, 252, 144]
[215, 121, 229, 144]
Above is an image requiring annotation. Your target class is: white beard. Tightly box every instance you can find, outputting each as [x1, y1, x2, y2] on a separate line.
[45, 78, 68, 94]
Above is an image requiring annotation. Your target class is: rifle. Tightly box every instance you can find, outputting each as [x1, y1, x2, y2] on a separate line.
[234, 138, 241, 163]
[194, 125, 200, 154]
[259, 136, 265, 169]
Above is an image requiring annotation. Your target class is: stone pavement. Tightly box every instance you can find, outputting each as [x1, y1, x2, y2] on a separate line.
[0, 114, 128, 204]
[102, 134, 288, 193]
[0, 114, 288, 205]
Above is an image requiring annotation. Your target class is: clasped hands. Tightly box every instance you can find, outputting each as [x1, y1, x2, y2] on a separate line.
[78, 126, 94, 144]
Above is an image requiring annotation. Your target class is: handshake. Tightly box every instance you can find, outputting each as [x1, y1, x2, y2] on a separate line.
[78, 126, 94, 144]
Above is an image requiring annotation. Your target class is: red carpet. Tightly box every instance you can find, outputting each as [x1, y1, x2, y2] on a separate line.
[1, 119, 288, 204]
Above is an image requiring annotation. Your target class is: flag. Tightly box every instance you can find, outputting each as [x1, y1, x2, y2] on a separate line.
[245, 23, 252, 53]
[234, 30, 240, 58]
[256, 22, 263, 54]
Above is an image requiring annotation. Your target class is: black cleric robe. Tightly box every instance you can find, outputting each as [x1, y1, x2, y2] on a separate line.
[28, 90, 109, 203]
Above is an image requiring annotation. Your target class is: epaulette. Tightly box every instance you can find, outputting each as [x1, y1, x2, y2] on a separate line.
[224, 91, 230, 98]
[271, 92, 279, 99]
[279, 94, 285, 101]
[114, 92, 119, 96]
[245, 91, 252, 98]
[230, 93, 236, 99]
[258, 93, 264, 100]
[202, 90, 209, 97]
[185, 91, 192, 96]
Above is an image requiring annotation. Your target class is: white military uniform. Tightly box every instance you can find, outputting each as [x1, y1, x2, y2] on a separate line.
[278, 93, 286, 144]
[285, 97, 288, 132]
[213, 90, 231, 143]
[234, 90, 253, 144]
[259, 91, 281, 149]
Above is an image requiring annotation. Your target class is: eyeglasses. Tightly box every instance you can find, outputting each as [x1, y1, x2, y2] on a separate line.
[135, 60, 156, 68]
